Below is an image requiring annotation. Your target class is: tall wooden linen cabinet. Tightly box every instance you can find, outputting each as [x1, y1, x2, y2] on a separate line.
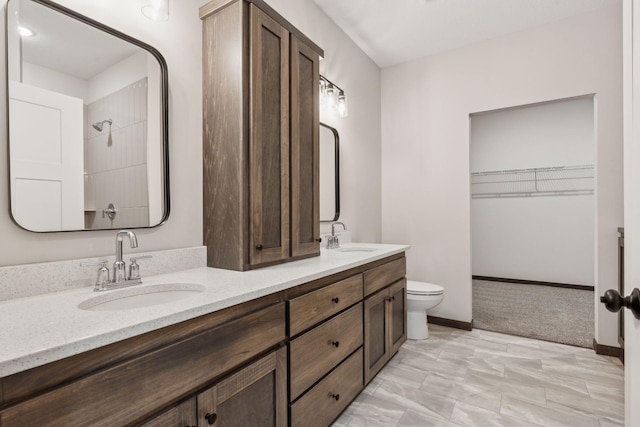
[201, 0, 323, 271]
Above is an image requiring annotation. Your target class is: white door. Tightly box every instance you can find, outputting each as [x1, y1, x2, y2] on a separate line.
[624, 1, 640, 425]
[9, 81, 84, 231]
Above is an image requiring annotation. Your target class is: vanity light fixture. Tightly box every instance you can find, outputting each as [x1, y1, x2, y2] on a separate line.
[337, 92, 348, 118]
[319, 75, 349, 118]
[141, 0, 169, 22]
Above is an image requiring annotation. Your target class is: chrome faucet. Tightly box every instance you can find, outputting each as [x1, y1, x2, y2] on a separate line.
[82, 230, 152, 291]
[114, 230, 138, 283]
[327, 222, 346, 249]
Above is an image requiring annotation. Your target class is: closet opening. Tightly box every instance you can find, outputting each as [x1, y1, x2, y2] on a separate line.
[469, 96, 595, 348]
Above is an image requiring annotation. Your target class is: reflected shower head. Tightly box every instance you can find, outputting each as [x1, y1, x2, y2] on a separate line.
[92, 119, 112, 132]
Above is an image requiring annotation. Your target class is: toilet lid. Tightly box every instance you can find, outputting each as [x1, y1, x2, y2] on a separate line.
[407, 280, 444, 295]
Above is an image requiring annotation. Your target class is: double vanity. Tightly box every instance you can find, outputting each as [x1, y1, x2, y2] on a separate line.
[0, 0, 408, 425]
[0, 244, 408, 426]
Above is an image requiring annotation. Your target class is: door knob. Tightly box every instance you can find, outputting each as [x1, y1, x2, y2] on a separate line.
[600, 288, 640, 319]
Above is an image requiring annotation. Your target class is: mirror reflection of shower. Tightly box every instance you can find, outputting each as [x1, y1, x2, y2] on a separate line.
[92, 119, 113, 146]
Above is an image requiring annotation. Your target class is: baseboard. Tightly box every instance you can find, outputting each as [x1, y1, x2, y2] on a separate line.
[592, 338, 622, 358]
[472, 275, 594, 292]
[427, 315, 473, 331]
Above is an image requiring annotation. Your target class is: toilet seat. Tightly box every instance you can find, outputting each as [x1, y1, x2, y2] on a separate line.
[407, 280, 444, 296]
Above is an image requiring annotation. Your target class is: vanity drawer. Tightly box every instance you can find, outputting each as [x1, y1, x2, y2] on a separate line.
[363, 257, 406, 297]
[289, 274, 363, 336]
[289, 302, 363, 399]
[290, 347, 363, 427]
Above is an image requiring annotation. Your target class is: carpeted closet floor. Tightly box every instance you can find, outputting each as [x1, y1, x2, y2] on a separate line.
[472, 279, 594, 348]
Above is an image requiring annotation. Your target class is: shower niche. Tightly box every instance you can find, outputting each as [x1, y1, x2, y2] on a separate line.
[6, 0, 168, 232]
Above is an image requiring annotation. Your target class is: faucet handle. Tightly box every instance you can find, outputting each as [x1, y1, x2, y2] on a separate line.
[81, 261, 110, 290]
[129, 255, 152, 280]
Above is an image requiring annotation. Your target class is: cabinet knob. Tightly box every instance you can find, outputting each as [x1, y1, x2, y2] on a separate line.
[255, 244, 263, 251]
[331, 340, 340, 348]
[331, 393, 340, 401]
[205, 413, 217, 425]
[332, 297, 340, 304]
[316, 237, 322, 243]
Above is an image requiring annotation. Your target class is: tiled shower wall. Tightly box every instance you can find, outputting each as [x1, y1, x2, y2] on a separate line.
[84, 78, 149, 229]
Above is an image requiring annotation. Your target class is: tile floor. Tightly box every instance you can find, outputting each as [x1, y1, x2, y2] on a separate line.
[332, 325, 624, 427]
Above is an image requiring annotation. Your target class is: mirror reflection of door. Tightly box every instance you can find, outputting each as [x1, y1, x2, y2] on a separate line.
[6, 0, 168, 232]
[9, 82, 84, 231]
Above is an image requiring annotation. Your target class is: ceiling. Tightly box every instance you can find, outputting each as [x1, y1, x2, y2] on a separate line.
[17, 0, 140, 80]
[313, 0, 621, 68]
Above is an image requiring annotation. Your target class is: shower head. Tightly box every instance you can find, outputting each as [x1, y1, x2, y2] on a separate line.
[92, 119, 112, 132]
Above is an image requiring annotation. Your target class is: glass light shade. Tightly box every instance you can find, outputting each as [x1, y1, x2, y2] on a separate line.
[337, 93, 348, 118]
[325, 85, 337, 110]
[142, 0, 169, 21]
[319, 79, 327, 109]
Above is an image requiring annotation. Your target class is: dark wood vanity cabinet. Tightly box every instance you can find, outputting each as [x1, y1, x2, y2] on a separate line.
[201, 0, 322, 271]
[143, 348, 287, 427]
[290, 34, 320, 259]
[287, 255, 407, 426]
[0, 299, 287, 427]
[248, 5, 291, 266]
[197, 347, 287, 427]
[0, 254, 407, 427]
[363, 261, 408, 384]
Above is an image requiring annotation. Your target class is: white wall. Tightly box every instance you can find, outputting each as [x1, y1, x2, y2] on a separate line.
[22, 62, 88, 100]
[86, 51, 148, 104]
[0, 0, 382, 268]
[471, 97, 595, 285]
[0, 0, 204, 265]
[263, 0, 382, 243]
[381, 5, 622, 347]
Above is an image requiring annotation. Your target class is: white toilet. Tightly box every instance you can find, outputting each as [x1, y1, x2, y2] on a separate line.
[407, 280, 444, 340]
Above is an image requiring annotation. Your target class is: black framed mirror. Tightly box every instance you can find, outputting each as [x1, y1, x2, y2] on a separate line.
[6, 0, 169, 232]
[319, 122, 340, 222]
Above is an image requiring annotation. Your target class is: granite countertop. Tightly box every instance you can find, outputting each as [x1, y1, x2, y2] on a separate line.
[0, 243, 408, 378]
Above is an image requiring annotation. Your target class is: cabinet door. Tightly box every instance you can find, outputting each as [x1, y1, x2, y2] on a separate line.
[197, 347, 287, 427]
[364, 288, 390, 384]
[249, 4, 290, 266]
[290, 35, 320, 258]
[389, 278, 407, 355]
[140, 398, 197, 427]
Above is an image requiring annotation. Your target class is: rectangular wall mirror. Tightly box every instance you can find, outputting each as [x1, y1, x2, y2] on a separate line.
[319, 122, 340, 222]
[6, 0, 169, 232]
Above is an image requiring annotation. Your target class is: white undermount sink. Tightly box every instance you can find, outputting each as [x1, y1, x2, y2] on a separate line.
[78, 283, 205, 311]
[336, 247, 377, 253]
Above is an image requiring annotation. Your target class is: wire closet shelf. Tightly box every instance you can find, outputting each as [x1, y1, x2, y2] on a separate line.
[470, 165, 594, 199]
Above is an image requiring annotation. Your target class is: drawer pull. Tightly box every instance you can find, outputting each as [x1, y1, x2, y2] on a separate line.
[332, 297, 340, 304]
[331, 393, 340, 401]
[255, 244, 263, 251]
[331, 340, 340, 348]
[205, 413, 217, 425]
